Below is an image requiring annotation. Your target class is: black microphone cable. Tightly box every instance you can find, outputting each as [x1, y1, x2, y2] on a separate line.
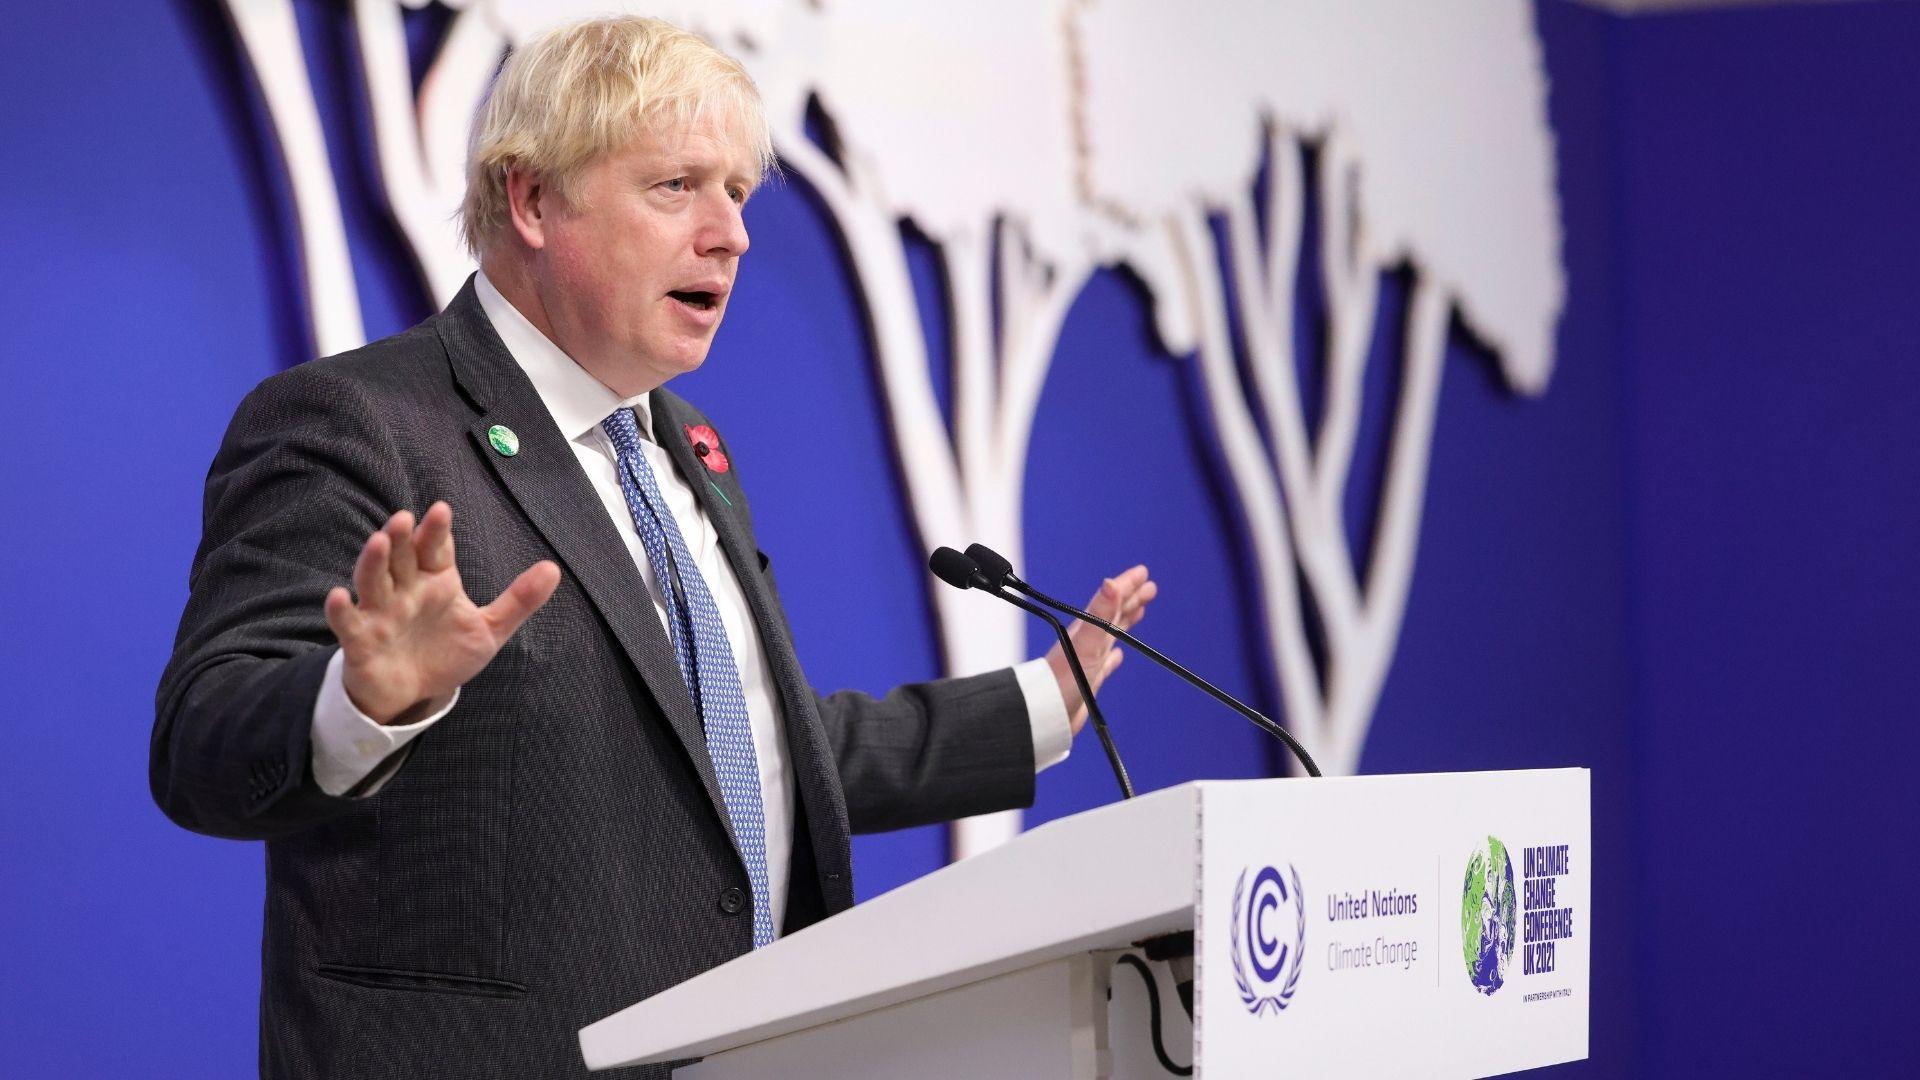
[1113, 954, 1193, 1076]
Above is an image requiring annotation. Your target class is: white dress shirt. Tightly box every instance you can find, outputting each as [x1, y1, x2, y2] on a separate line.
[308, 271, 1072, 931]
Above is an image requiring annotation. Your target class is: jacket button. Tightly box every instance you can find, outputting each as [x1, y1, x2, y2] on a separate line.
[718, 887, 747, 915]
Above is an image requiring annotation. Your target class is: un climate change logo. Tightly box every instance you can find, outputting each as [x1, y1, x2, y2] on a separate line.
[1231, 865, 1305, 1015]
[1461, 836, 1517, 995]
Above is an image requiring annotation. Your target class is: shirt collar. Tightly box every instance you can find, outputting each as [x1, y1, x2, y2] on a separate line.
[474, 270, 653, 443]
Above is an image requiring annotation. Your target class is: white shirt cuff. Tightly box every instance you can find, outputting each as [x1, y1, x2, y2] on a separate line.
[310, 649, 457, 797]
[1014, 657, 1073, 773]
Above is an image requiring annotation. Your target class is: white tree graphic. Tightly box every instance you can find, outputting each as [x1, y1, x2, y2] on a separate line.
[728, 1, 1106, 854]
[1070, 0, 1564, 775]
[218, 0, 1562, 851]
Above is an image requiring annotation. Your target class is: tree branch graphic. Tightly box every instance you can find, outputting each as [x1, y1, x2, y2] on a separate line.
[1071, 0, 1563, 774]
[765, 2, 1098, 855]
[352, 0, 504, 308]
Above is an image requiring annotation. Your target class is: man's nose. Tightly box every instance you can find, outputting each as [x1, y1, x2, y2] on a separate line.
[698, 191, 750, 258]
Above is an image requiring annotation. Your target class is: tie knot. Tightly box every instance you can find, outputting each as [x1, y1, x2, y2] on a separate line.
[601, 406, 646, 460]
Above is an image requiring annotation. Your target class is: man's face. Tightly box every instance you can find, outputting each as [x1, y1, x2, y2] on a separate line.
[532, 116, 759, 392]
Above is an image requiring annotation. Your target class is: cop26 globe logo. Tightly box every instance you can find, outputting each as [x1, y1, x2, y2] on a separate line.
[1461, 836, 1518, 995]
[1231, 865, 1305, 1015]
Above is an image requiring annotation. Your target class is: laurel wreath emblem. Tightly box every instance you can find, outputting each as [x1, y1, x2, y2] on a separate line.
[1231, 864, 1305, 1015]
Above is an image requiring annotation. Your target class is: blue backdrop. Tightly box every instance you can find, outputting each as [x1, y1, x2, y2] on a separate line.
[3, 1, 1914, 1075]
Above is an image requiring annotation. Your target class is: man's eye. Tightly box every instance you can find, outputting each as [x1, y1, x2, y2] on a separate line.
[728, 186, 748, 205]
[662, 178, 688, 192]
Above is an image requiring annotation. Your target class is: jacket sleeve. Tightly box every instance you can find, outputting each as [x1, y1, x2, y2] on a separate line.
[743, 547, 1036, 835]
[675, 388, 1041, 837]
[151, 363, 415, 840]
[813, 669, 1038, 835]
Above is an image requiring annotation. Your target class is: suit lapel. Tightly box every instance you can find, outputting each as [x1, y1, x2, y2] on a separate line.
[651, 393, 794, 702]
[652, 392, 852, 886]
[435, 281, 732, 830]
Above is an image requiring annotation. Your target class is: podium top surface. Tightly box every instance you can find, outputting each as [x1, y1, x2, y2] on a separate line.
[578, 769, 1589, 1071]
[581, 779, 1205, 1069]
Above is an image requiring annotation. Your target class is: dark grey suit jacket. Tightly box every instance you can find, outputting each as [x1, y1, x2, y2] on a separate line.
[152, 278, 1036, 1078]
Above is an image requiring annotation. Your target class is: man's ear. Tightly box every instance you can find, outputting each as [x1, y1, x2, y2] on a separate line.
[505, 166, 549, 250]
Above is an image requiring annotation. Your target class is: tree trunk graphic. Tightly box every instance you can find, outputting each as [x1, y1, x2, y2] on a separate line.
[776, 132, 1094, 857]
[1069, 0, 1563, 777]
[1168, 128, 1456, 776]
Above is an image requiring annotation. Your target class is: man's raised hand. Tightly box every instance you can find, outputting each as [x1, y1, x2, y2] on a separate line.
[323, 501, 560, 725]
[1046, 565, 1158, 734]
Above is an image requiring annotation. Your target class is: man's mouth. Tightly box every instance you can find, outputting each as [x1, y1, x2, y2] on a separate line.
[668, 290, 720, 311]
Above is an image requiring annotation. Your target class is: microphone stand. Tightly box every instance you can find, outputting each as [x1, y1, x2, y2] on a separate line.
[966, 545, 1322, 778]
[995, 588, 1135, 801]
[928, 548, 1134, 800]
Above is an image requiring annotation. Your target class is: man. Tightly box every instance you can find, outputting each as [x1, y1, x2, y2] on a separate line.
[152, 16, 1154, 1078]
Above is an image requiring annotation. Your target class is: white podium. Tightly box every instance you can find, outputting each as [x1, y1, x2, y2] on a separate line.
[581, 770, 1590, 1078]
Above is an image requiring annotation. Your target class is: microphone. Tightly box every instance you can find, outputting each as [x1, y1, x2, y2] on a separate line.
[928, 547, 1135, 799]
[928, 546, 995, 592]
[964, 543, 1322, 778]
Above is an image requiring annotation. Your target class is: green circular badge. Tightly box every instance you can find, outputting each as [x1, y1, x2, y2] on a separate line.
[487, 424, 519, 457]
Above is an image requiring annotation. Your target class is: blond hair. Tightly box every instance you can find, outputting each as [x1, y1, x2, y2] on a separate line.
[459, 16, 773, 256]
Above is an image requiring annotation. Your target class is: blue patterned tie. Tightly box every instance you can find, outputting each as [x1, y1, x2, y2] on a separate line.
[602, 407, 775, 948]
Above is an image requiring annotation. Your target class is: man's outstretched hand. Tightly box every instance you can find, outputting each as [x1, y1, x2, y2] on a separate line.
[323, 501, 560, 725]
[1046, 565, 1158, 734]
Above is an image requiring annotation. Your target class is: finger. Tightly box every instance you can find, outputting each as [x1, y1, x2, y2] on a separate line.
[385, 510, 419, 588]
[1117, 580, 1159, 628]
[1090, 566, 1149, 619]
[1087, 647, 1125, 694]
[1103, 564, 1148, 598]
[414, 501, 455, 574]
[353, 528, 393, 609]
[1075, 595, 1121, 638]
[1069, 612, 1115, 651]
[1088, 578, 1122, 620]
[324, 586, 364, 643]
[1117, 577, 1158, 613]
[482, 560, 561, 642]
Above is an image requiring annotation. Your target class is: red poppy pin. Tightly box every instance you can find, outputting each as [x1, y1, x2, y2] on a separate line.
[684, 423, 730, 474]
